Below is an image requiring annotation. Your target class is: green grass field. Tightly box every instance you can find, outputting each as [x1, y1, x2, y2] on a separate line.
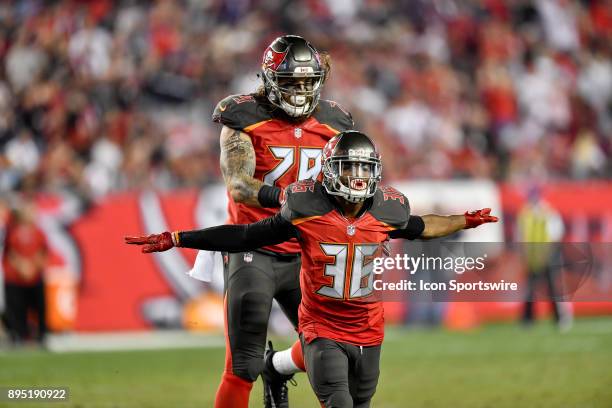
[2, 318, 612, 407]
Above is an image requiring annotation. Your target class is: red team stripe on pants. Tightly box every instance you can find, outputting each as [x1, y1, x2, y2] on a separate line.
[222, 294, 232, 373]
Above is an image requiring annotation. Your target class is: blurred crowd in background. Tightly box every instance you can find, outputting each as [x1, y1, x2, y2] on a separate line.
[0, 0, 610, 202]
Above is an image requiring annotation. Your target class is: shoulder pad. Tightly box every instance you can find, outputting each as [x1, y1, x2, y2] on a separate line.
[281, 180, 334, 223]
[312, 99, 354, 133]
[212, 94, 272, 131]
[369, 186, 411, 230]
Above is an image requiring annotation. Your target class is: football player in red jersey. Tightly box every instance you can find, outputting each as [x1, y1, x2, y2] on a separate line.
[127, 131, 498, 407]
[204, 35, 354, 407]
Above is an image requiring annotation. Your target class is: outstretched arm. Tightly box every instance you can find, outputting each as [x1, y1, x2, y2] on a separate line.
[220, 126, 283, 208]
[125, 213, 296, 253]
[419, 214, 468, 239]
[389, 209, 498, 240]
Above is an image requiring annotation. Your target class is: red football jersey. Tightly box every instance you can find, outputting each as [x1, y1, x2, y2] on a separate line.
[213, 94, 354, 254]
[280, 180, 411, 346]
[2, 221, 48, 286]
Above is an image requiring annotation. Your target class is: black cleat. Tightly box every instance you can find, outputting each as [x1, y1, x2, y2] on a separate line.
[262, 341, 295, 408]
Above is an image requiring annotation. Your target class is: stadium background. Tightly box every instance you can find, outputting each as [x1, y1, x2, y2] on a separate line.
[0, 0, 611, 407]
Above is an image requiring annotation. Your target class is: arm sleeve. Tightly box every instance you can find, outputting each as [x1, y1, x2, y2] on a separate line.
[388, 216, 425, 240]
[177, 212, 297, 252]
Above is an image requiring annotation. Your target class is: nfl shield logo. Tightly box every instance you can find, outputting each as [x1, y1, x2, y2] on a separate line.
[294, 128, 302, 138]
[244, 252, 253, 263]
[347, 225, 356, 236]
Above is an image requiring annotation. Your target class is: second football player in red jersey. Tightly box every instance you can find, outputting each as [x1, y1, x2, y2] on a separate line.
[127, 131, 498, 407]
[209, 35, 354, 407]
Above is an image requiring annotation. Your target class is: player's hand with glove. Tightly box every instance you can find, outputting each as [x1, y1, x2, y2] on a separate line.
[125, 232, 178, 253]
[464, 208, 499, 229]
[412, 208, 499, 239]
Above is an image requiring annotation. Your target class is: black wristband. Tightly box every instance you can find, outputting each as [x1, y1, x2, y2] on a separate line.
[257, 184, 282, 208]
[388, 216, 425, 240]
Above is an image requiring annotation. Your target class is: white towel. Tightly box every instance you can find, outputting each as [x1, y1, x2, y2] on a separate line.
[187, 250, 217, 282]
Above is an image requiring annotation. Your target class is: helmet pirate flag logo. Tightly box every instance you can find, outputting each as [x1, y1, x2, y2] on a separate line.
[262, 48, 288, 70]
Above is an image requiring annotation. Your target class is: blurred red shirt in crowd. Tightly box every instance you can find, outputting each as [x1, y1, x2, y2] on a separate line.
[2, 205, 48, 286]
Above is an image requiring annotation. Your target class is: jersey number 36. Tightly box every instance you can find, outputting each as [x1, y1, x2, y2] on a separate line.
[317, 243, 378, 300]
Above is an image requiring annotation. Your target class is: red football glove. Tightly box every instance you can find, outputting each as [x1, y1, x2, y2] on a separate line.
[125, 232, 175, 253]
[464, 208, 499, 229]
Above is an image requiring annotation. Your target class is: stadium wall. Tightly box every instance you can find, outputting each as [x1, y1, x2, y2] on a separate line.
[2, 181, 611, 332]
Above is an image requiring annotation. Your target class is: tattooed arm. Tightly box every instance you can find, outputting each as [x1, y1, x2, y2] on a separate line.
[219, 125, 265, 207]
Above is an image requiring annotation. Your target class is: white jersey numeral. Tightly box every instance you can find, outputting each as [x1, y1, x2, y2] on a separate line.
[350, 244, 378, 298]
[298, 148, 323, 181]
[263, 146, 323, 186]
[263, 147, 294, 185]
[316, 243, 379, 299]
[316, 244, 348, 299]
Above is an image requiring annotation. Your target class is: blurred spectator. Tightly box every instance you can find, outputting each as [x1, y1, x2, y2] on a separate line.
[577, 39, 612, 133]
[1, 200, 49, 345]
[514, 51, 571, 143]
[4, 128, 40, 175]
[0, 0, 607, 197]
[536, 0, 580, 52]
[68, 15, 113, 80]
[571, 129, 607, 178]
[83, 136, 123, 197]
[0, 78, 14, 145]
[5, 27, 48, 93]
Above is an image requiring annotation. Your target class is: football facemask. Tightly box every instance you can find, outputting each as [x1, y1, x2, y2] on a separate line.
[267, 74, 324, 117]
[324, 159, 381, 203]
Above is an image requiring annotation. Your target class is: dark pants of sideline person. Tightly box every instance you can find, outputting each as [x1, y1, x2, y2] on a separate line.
[522, 267, 562, 324]
[1, 281, 47, 344]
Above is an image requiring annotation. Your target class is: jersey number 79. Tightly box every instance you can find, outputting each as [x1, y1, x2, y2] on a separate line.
[264, 147, 323, 185]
